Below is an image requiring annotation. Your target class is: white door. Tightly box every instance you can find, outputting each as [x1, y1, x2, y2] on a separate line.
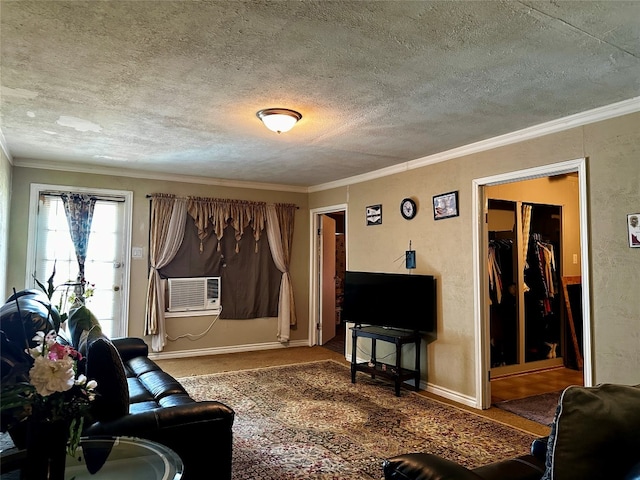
[320, 215, 336, 345]
[28, 185, 132, 339]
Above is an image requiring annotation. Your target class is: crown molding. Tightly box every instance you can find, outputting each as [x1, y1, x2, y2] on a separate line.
[12, 159, 309, 194]
[309, 96, 640, 192]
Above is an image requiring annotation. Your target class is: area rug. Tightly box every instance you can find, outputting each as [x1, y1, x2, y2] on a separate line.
[179, 360, 537, 480]
[494, 391, 562, 426]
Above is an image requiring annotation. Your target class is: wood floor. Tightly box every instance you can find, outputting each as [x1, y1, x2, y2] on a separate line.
[491, 367, 584, 403]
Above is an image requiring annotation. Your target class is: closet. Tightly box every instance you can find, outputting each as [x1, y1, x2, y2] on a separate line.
[488, 198, 565, 376]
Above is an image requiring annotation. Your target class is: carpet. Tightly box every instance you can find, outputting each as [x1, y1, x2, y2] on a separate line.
[179, 360, 537, 480]
[494, 391, 562, 426]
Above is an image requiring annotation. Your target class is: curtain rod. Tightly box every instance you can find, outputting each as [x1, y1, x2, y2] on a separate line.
[145, 194, 298, 209]
[40, 191, 125, 203]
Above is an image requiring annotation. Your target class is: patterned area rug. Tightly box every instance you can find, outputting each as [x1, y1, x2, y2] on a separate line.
[180, 360, 537, 480]
[494, 391, 562, 426]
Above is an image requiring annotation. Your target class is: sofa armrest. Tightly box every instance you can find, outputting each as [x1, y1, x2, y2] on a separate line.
[383, 453, 483, 480]
[85, 401, 235, 480]
[111, 337, 149, 362]
[473, 455, 545, 480]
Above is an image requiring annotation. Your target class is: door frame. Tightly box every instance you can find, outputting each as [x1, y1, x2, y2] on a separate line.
[25, 183, 133, 337]
[308, 204, 347, 347]
[472, 158, 592, 409]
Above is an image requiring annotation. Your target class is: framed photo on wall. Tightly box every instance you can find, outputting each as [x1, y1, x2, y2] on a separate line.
[628, 213, 640, 247]
[366, 204, 382, 226]
[433, 191, 459, 220]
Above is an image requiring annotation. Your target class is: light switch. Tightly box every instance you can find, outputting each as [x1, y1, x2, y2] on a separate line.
[132, 246, 144, 259]
[573, 253, 578, 264]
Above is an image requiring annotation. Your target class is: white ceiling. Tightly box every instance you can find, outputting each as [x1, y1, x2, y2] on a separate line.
[1, 1, 639, 189]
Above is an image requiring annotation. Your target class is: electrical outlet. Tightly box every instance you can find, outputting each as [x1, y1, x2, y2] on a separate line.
[573, 253, 578, 264]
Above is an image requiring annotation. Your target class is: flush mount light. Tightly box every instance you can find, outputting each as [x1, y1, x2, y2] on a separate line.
[256, 108, 302, 134]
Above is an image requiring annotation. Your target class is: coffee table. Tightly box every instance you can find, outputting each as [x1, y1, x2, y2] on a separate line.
[0, 436, 183, 480]
[68, 436, 183, 479]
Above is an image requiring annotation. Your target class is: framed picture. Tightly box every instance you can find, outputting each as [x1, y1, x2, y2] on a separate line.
[432, 191, 459, 220]
[628, 213, 640, 247]
[366, 204, 382, 226]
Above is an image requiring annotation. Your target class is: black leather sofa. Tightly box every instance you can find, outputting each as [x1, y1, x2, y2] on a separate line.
[1, 290, 235, 480]
[383, 383, 640, 480]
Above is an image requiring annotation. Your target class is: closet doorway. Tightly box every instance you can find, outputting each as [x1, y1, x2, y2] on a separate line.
[309, 205, 347, 351]
[473, 159, 592, 409]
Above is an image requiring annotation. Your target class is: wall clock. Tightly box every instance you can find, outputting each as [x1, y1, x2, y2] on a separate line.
[400, 198, 417, 220]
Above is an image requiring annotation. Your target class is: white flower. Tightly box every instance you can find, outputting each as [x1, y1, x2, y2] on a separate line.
[28, 355, 75, 396]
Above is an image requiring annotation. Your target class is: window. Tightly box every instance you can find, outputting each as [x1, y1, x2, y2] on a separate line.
[27, 185, 132, 338]
[159, 218, 281, 319]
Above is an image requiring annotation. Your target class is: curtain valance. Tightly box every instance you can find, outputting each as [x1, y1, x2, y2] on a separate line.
[148, 194, 295, 253]
[186, 197, 267, 252]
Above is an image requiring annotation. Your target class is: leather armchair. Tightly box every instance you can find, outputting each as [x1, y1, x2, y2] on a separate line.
[383, 384, 640, 480]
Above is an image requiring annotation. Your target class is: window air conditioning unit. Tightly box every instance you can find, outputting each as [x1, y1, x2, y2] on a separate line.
[167, 277, 221, 312]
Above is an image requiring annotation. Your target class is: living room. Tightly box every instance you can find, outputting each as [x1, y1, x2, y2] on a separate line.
[0, 2, 640, 476]
[2, 106, 639, 409]
[0, 2, 640, 408]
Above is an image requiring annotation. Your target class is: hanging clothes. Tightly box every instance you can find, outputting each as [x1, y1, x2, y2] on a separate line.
[526, 232, 557, 317]
[488, 243, 502, 305]
[488, 239, 514, 305]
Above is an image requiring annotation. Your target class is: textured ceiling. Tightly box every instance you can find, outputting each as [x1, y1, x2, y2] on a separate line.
[1, 1, 639, 188]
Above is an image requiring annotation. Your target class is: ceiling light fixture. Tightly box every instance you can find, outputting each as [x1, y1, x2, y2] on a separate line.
[256, 108, 302, 134]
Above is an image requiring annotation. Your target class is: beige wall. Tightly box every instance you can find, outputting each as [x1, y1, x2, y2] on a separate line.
[5, 111, 639, 400]
[311, 112, 640, 396]
[0, 150, 11, 299]
[6, 169, 310, 352]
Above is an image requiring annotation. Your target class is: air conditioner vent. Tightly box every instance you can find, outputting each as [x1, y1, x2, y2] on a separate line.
[168, 277, 221, 312]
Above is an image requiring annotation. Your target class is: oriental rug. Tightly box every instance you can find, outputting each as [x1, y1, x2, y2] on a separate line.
[494, 390, 562, 426]
[179, 360, 537, 480]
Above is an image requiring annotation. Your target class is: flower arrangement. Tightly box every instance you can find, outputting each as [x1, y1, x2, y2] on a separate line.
[1, 330, 98, 455]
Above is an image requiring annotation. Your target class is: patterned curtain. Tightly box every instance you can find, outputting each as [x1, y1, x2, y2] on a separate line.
[61, 193, 96, 301]
[266, 203, 297, 342]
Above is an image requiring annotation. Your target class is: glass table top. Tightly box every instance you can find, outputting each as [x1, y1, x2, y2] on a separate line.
[66, 437, 183, 480]
[0, 436, 183, 480]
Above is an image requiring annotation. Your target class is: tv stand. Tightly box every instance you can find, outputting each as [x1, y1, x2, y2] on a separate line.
[350, 325, 422, 396]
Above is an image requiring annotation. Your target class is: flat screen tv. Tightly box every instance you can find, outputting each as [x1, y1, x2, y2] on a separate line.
[342, 271, 436, 333]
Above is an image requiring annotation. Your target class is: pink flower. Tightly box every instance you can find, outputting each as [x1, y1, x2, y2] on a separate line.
[47, 342, 68, 360]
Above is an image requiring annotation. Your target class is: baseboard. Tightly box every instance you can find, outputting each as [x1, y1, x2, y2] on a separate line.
[148, 339, 309, 360]
[421, 382, 479, 409]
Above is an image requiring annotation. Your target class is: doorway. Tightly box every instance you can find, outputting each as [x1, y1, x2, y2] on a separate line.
[309, 205, 347, 350]
[26, 184, 133, 338]
[473, 159, 592, 409]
